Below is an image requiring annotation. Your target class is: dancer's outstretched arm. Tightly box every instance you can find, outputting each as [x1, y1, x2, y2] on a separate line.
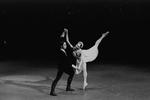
[64, 28, 74, 48]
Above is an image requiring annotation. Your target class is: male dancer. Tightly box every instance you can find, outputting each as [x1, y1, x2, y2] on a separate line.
[50, 29, 76, 96]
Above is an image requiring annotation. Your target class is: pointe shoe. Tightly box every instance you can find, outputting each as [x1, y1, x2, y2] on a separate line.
[102, 31, 109, 37]
[83, 83, 88, 90]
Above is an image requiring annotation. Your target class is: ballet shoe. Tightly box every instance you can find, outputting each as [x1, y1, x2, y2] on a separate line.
[83, 83, 88, 90]
[102, 31, 109, 37]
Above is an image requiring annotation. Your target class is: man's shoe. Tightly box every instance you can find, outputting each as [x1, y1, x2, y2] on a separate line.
[66, 87, 75, 91]
[50, 92, 57, 96]
[50, 82, 57, 96]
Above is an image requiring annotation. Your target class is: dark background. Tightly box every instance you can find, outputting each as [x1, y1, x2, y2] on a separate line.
[0, 0, 150, 66]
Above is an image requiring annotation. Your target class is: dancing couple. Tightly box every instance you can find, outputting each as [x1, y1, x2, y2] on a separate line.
[50, 28, 109, 96]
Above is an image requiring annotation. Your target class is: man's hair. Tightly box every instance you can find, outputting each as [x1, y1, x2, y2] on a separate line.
[59, 37, 65, 42]
[59, 41, 64, 46]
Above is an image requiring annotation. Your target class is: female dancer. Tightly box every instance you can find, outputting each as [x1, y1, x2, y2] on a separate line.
[65, 29, 109, 90]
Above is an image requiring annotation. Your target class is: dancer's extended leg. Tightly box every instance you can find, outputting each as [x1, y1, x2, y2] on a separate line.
[82, 61, 88, 90]
[95, 31, 109, 47]
[81, 31, 109, 63]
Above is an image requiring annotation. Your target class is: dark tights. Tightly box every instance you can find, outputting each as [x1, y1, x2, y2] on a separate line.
[52, 69, 74, 88]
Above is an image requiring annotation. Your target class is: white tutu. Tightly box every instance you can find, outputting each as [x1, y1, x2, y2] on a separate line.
[82, 44, 99, 62]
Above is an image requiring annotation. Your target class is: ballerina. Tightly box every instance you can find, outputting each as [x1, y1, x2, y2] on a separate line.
[65, 29, 109, 90]
[72, 41, 84, 74]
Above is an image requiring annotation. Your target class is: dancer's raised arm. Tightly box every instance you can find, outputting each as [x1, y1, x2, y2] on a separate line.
[64, 28, 74, 48]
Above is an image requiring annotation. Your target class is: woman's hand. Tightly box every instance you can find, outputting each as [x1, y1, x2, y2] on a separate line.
[64, 28, 68, 33]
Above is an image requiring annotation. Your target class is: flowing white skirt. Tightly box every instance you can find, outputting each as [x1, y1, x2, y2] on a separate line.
[82, 44, 99, 63]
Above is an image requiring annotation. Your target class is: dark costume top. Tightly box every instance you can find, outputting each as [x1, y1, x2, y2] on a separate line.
[57, 36, 76, 75]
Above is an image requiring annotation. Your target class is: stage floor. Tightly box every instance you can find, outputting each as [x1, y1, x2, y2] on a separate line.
[0, 60, 150, 100]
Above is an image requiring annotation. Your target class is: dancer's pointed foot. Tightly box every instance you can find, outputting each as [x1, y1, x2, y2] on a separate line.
[83, 82, 88, 90]
[102, 31, 109, 37]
